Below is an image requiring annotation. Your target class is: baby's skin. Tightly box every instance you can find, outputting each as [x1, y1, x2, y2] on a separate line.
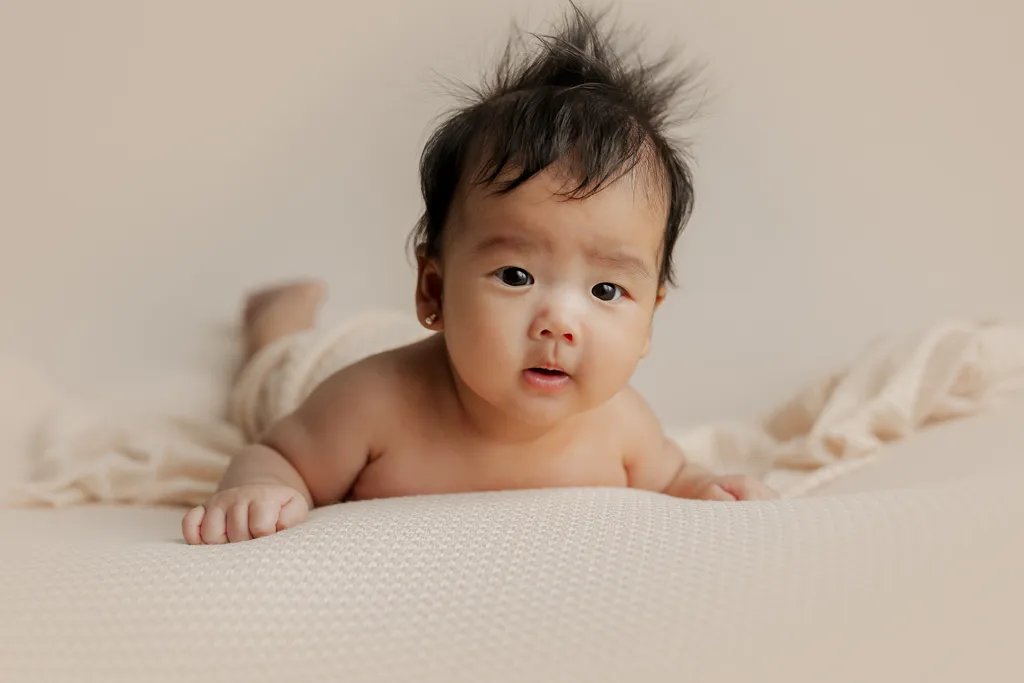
[183, 167, 778, 545]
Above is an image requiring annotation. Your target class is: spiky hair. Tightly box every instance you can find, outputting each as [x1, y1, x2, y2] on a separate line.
[411, 3, 701, 285]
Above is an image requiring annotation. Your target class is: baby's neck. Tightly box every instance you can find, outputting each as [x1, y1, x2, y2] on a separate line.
[454, 389, 578, 447]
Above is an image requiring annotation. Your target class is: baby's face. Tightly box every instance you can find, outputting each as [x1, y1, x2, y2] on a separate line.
[429, 165, 667, 427]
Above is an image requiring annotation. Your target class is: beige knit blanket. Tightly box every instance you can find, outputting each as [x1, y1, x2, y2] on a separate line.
[3, 314, 1024, 508]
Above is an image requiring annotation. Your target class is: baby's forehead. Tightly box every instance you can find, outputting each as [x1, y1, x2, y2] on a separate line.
[451, 164, 668, 248]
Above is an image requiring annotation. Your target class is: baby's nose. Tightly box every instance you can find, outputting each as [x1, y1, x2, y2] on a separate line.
[536, 312, 579, 344]
[531, 291, 583, 344]
[540, 327, 575, 344]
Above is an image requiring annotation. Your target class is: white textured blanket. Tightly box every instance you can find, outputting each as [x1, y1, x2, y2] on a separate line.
[4, 443, 1024, 682]
[4, 316, 1024, 682]
[3, 315, 1024, 508]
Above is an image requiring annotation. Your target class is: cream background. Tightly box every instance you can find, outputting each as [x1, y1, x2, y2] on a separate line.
[1, 0, 1021, 427]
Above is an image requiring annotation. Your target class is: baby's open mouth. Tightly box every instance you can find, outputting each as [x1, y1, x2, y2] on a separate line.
[529, 367, 567, 376]
[523, 367, 571, 390]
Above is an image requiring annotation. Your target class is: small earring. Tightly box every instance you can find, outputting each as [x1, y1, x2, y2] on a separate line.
[424, 312, 438, 326]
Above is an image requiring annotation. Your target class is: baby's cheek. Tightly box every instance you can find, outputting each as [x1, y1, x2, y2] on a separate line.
[447, 299, 518, 373]
[587, 320, 647, 379]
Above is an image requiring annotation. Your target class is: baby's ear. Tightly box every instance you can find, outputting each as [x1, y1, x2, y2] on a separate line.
[415, 246, 444, 330]
[641, 286, 668, 357]
[654, 285, 667, 309]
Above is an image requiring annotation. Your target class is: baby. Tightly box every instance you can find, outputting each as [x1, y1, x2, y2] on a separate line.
[183, 7, 777, 545]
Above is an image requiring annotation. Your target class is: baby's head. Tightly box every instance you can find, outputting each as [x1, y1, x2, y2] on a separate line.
[411, 5, 698, 427]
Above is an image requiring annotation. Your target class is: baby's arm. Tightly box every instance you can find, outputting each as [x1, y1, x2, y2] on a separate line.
[621, 389, 778, 501]
[182, 363, 379, 544]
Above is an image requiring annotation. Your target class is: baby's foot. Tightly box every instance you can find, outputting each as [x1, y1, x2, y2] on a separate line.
[242, 280, 326, 358]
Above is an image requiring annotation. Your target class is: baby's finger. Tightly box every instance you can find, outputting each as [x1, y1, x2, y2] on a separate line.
[226, 503, 252, 543]
[277, 495, 309, 531]
[199, 505, 228, 544]
[726, 479, 777, 501]
[248, 501, 279, 538]
[702, 484, 737, 502]
[181, 506, 205, 545]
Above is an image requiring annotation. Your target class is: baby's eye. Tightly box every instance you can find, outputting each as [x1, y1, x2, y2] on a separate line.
[591, 282, 623, 302]
[495, 266, 534, 287]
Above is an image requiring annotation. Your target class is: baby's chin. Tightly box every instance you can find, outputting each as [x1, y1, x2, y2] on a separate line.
[491, 386, 603, 427]
[458, 368, 611, 424]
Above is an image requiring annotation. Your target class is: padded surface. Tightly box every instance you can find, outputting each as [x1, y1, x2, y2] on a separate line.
[4, 404, 1024, 682]
[2, 484, 1022, 682]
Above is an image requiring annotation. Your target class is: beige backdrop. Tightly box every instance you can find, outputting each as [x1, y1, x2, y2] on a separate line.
[1, 0, 1021, 428]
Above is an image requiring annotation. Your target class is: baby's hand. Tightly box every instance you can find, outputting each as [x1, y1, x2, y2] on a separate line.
[182, 484, 309, 545]
[687, 474, 779, 501]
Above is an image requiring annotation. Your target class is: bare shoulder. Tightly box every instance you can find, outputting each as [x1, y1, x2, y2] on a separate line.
[600, 385, 666, 462]
[289, 338, 430, 433]
[259, 338, 431, 504]
[304, 346, 402, 409]
[598, 385, 687, 493]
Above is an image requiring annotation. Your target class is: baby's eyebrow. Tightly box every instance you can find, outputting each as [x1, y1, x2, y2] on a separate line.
[471, 234, 544, 255]
[586, 249, 655, 281]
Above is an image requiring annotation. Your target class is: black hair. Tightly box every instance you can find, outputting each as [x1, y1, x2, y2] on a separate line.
[410, 3, 701, 286]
